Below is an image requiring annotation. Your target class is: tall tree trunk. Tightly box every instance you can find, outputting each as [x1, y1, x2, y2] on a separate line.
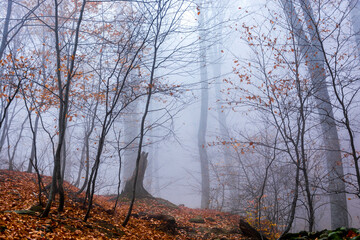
[197, 0, 210, 209]
[74, 144, 85, 187]
[350, 0, 360, 54]
[210, 1, 235, 208]
[0, 0, 12, 61]
[281, 0, 348, 229]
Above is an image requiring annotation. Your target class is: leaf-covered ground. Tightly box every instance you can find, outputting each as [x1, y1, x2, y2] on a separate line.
[0, 170, 261, 239]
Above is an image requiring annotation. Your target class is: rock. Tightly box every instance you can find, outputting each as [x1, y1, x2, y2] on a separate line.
[239, 219, 268, 240]
[146, 214, 177, 234]
[189, 216, 205, 223]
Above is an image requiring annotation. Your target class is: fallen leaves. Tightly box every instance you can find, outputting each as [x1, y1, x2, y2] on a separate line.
[0, 170, 257, 239]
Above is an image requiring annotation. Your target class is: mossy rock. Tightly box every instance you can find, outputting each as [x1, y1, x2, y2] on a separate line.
[189, 216, 205, 223]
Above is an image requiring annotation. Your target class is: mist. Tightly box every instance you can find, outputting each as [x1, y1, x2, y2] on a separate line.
[1, 0, 360, 235]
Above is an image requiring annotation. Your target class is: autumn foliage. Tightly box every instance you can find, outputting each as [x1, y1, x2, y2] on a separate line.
[0, 170, 280, 239]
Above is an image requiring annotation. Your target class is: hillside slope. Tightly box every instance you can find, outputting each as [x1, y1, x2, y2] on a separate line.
[0, 170, 259, 239]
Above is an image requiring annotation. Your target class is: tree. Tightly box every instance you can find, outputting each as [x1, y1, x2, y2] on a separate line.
[281, 0, 348, 229]
[121, 152, 152, 198]
[0, 0, 43, 132]
[41, 0, 87, 217]
[196, 0, 210, 209]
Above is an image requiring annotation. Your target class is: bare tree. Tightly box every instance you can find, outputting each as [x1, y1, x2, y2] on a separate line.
[41, 0, 87, 218]
[281, 0, 348, 229]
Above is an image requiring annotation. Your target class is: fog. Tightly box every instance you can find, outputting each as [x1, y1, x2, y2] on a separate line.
[1, 0, 360, 234]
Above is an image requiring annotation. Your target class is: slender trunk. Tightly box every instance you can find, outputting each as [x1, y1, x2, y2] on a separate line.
[112, 145, 122, 213]
[0, 110, 9, 154]
[197, 0, 210, 209]
[280, 161, 300, 237]
[257, 136, 277, 230]
[23, 99, 46, 205]
[27, 113, 40, 173]
[293, 38, 315, 231]
[61, 137, 66, 182]
[84, 130, 106, 221]
[0, 0, 13, 132]
[211, 4, 235, 205]
[41, 0, 86, 217]
[74, 144, 85, 187]
[7, 116, 27, 171]
[77, 135, 90, 194]
[0, 0, 13, 60]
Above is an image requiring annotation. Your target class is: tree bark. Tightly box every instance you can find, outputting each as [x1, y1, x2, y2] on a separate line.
[0, 0, 13, 61]
[197, 0, 210, 209]
[281, 0, 348, 229]
[121, 152, 152, 199]
[350, 0, 360, 55]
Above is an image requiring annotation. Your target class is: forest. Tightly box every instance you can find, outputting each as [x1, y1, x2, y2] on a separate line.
[1, 0, 360, 239]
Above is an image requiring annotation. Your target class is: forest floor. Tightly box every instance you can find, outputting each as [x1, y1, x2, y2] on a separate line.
[0, 170, 274, 239]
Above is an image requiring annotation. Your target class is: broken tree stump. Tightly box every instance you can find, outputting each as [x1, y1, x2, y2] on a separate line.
[121, 152, 153, 199]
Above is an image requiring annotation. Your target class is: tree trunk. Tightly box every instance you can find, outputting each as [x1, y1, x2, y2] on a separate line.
[121, 152, 152, 199]
[197, 0, 210, 209]
[61, 137, 66, 182]
[0, 0, 12, 61]
[41, 0, 86, 218]
[0, 110, 9, 154]
[74, 144, 85, 187]
[77, 134, 90, 194]
[123, 102, 139, 183]
[350, 0, 360, 55]
[27, 113, 40, 173]
[281, 0, 348, 229]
